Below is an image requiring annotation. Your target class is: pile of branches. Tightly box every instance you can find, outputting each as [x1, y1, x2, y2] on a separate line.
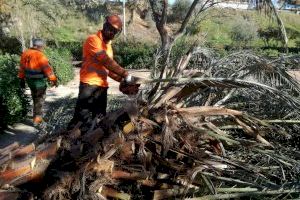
[0, 51, 299, 200]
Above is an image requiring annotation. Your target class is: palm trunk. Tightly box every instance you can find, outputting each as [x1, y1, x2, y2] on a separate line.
[269, 1, 289, 53]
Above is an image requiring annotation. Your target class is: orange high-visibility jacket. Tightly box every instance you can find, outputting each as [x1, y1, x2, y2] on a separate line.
[18, 48, 57, 81]
[80, 31, 125, 87]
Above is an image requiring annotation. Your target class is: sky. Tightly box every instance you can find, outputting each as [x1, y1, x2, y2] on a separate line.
[169, 0, 176, 4]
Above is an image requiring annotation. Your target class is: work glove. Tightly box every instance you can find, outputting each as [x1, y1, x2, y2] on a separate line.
[50, 79, 58, 87]
[19, 79, 26, 89]
[119, 81, 140, 95]
[124, 75, 135, 84]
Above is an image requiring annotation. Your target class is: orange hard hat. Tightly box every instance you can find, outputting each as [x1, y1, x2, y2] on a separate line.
[106, 15, 123, 31]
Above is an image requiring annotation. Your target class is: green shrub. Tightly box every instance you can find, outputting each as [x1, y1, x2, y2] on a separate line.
[230, 18, 258, 48]
[170, 36, 194, 65]
[114, 40, 156, 69]
[59, 41, 83, 61]
[47, 41, 83, 61]
[206, 42, 229, 57]
[295, 40, 300, 48]
[0, 54, 29, 127]
[0, 36, 22, 55]
[0, 96, 5, 130]
[286, 25, 300, 40]
[186, 23, 202, 35]
[44, 48, 74, 85]
[169, 0, 192, 22]
[258, 26, 282, 47]
[52, 27, 77, 42]
[256, 48, 280, 57]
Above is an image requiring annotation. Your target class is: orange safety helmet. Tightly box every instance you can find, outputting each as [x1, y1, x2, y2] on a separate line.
[105, 15, 123, 31]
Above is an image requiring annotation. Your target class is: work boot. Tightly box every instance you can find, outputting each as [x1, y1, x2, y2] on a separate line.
[33, 115, 43, 125]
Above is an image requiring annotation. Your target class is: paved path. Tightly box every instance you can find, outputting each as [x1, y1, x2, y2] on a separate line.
[288, 70, 300, 83]
[0, 120, 39, 148]
[46, 68, 151, 101]
[1, 69, 298, 149]
[0, 68, 150, 148]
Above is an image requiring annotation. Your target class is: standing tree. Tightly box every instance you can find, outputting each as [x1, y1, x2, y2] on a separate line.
[147, 0, 290, 99]
[127, 0, 149, 24]
[0, 0, 11, 36]
[254, 0, 289, 52]
[147, 0, 216, 98]
[169, 0, 193, 22]
[3, 0, 64, 51]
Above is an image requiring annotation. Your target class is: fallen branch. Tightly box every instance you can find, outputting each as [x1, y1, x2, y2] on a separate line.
[196, 172, 262, 189]
[185, 188, 300, 200]
[262, 120, 300, 124]
[100, 186, 131, 200]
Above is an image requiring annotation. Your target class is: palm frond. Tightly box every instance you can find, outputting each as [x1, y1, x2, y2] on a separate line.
[211, 52, 300, 95]
[142, 77, 300, 108]
[253, 0, 289, 51]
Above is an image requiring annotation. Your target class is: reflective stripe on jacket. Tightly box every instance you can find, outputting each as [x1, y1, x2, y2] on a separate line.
[80, 31, 113, 87]
[18, 48, 57, 81]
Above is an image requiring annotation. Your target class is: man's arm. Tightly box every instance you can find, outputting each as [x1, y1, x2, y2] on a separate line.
[108, 70, 123, 82]
[40, 55, 57, 86]
[86, 36, 128, 79]
[95, 51, 128, 78]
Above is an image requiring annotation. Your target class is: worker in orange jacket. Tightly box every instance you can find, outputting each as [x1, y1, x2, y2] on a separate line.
[18, 39, 57, 125]
[68, 15, 139, 130]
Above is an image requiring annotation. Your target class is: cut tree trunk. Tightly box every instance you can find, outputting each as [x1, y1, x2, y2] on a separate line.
[0, 142, 19, 156]
[0, 139, 61, 187]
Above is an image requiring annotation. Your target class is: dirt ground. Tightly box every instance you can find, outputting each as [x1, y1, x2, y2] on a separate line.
[46, 68, 151, 102]
[0, 69, 150, 148]
[288, 70, 300, 83]
[1, 69, 299, 149]
[47, 69, 299, 104]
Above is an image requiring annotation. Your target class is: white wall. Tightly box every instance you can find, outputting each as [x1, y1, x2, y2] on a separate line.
[216, 2, 250, 10]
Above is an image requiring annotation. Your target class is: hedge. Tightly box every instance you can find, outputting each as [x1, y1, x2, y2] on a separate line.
[114, 40, 156, 69]
[48, 40, 157, 70]
[0, 54, 29, 128]
[0, 47, 74, 128]
[44, 48, 74, 85]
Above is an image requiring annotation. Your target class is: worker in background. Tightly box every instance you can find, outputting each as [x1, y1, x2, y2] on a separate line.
[68, 15, 139, 130]
[18, 38, 57, 125]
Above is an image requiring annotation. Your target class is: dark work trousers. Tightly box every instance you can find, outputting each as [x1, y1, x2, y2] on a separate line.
[68, 82, 108, 130]
[30, 87, 46, 117]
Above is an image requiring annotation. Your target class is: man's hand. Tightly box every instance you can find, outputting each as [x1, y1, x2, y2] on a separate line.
[19, 79, 26, 89]
[50, 79, 58, 87]
[119, 81, 140, 95]
[124, 74, 138, 84]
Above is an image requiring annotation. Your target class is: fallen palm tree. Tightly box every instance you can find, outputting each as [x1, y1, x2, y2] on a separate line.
[0, 51, 299, 200]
